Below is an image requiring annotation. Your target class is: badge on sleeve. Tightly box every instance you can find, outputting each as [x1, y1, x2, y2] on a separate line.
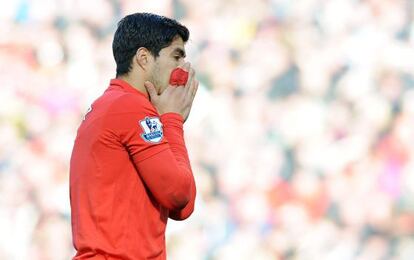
[139, 117, 164, 143]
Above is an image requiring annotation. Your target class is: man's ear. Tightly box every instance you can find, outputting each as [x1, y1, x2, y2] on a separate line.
[135, 47, 152, 70]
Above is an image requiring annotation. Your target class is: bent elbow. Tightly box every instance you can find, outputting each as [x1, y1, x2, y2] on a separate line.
[172, 205, 194, 221]
[170, 190, 190, 210]
[167, 177, 191, 210]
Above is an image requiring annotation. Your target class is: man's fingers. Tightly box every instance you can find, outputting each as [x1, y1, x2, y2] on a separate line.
[186, 79, 198, 102]
[194, 80, 199, 97]
[180, 62, 191, 72]
[193, 80, 199, 99]
[144, 81, 158, 101]
[184, 68, 196, 94]
[181, 62, 192, 87]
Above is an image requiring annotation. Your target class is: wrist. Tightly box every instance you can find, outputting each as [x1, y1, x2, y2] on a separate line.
[160, 112, 184, 124]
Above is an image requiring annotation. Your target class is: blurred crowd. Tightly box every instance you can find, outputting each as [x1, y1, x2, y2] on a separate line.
[1, 0, 414, 259]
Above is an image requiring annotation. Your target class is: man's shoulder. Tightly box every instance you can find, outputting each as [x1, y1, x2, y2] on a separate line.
[113, 93, 152, 110]
[101, 91, 156, 116]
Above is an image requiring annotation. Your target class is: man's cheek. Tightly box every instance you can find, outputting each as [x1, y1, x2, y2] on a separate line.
[159, 77, 170, 94]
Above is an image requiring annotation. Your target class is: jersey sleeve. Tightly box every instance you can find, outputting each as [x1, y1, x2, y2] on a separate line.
[107, 95, 169, 162]
[159, 113, 196, 220]
[106, 94, 196, 212]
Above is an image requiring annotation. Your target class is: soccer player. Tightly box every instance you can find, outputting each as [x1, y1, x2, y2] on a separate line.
[69, 13, 198, 259]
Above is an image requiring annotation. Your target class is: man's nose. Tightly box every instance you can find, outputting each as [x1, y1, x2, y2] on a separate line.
[178, 60, 186, 67]
[180, 61, 191, 70]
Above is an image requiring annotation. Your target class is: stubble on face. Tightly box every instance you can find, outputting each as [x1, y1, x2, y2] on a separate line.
[148, 37, 186, 94]
[149, 60, 164, 94]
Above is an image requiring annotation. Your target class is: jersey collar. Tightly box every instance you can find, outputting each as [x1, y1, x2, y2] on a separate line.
[109, 79, 149, 99]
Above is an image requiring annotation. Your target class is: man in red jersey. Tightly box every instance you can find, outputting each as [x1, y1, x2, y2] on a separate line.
[69, 13, 198, 259]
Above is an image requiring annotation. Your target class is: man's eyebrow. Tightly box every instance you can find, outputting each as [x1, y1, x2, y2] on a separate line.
[172, 48, 186, 57]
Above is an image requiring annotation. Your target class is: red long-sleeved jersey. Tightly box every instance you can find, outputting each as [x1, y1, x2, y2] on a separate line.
[69, 79, 196, 259]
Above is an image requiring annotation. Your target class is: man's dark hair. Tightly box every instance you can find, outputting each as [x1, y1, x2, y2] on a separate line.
[112, 13, 189, 77]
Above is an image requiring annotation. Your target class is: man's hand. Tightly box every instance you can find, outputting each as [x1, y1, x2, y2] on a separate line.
[144, 63, 199, 122]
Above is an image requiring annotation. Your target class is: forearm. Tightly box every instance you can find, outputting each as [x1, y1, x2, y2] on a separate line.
[160, 113, 191, 166]
[135, 150, 192, 210]
[160, 113, 196, 220]
[168, 176, 195, 220]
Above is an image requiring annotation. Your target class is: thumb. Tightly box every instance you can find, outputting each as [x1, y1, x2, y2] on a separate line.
[144, 81, 158, 101]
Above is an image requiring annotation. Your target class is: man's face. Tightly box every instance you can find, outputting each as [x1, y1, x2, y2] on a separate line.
[149, 36, 186, 94]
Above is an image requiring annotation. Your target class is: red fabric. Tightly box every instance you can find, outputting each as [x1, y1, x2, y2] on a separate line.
[70, 79, 196, 259]
[169, 68, 189, 86]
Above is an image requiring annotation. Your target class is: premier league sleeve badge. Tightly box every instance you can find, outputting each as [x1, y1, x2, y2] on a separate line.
[139, 116, 164, 143]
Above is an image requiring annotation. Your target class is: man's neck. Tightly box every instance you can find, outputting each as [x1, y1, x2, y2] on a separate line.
[117, 75, 147, 96]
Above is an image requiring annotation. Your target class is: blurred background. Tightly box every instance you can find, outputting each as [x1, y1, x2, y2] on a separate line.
[1, 0, 414, 259]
